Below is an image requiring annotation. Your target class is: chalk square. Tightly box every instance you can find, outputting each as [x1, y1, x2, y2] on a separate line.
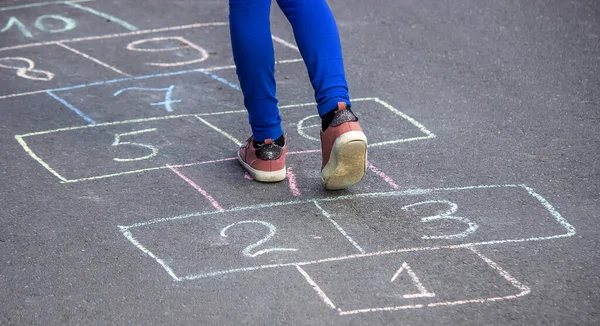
[298, 247, 530, 315]
[169, 152, 400, 211]
[121, 202, 364, 281]
[66, 24, 302, 76]
[314, 184, 575, 252]
[198, 98, 436, 153]
[17, 114, 245, 182]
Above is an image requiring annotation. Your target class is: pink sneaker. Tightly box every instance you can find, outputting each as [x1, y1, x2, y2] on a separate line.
[320, 103, 368, 190]
[238, 136, 287, 182]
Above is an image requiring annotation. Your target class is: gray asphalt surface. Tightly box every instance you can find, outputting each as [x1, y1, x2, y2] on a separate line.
[1, 0, 599, 324]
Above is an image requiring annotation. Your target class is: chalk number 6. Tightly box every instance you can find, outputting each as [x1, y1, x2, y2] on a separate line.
[112, 128, 159, 162]
[402, 200, 479, 239]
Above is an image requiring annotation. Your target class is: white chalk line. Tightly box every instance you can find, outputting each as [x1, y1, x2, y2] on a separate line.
[195, 116, 243, 146]
[392, 262, 436, 299]
[313, 201, 365, 254]
[0, 59, 303, 100]
[272, 35, 299, 52]
[55, 42, 131, 76]
[118, 184, 575, 280]
[336, 247, 530, 315]
[14, 135, 68, 182]
[295, 265, 337, 309]
[0, 22, 228, 52]
[14, 97, 431, 183]
[64, 2, 138, 31]
[119, 227, 180, 281]
[0, 0, 93, 12]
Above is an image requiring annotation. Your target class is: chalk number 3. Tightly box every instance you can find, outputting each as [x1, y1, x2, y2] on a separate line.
[402, 200, 479, 239]
[112, 128, 159, 162]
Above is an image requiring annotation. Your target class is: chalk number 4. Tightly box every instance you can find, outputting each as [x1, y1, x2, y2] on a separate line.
[112, 128, 159, 162]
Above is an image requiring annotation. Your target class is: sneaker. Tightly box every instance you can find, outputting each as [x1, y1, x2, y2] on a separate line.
[238, 136, 287, 182]
[320, 103, 368, 190]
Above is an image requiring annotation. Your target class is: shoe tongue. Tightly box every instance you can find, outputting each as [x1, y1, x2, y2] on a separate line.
[264, 138, 273, 145]
[337, 102, 347, 111]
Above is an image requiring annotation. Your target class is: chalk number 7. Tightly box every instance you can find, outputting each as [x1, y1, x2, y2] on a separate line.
[112, 128, 158, 162]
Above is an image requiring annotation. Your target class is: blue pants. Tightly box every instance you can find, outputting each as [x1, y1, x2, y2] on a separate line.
[229, 0, 351, 142]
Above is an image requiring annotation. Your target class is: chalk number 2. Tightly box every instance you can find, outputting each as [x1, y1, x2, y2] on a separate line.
[220, 220, 298, 257]
[112, 128, 159, 162]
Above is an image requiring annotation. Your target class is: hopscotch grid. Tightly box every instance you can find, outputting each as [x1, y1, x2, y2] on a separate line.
[167, 165, 224, 211]
[55, 42, 131, 76]
[336, 247, 530, 315]
[118, 184, 575, 281]
[14, 98, 431, 183]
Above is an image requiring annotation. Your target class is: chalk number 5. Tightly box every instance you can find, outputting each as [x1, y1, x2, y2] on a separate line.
[112, 128, 158, 162]
[402, 200, 479, 239]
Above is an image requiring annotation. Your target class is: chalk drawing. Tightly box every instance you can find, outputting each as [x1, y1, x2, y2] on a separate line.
[199, 71, 240, 90]
[220, 220, 298, 257]
[402, 200, 479, 240]
[113, 86, 181, 112]
[313, 201, 365, 254]
[244, 171, 253, 180]
[0, 57, 54, 81]
[112, 128, 158, 162]
[334, 247, 530, 315]
[46, 90, 96, 125]
[297, 114, 320, 141]
[1, 17, 33, 38]
[390, 262, 436, 298]
[63, 2, 138, 31]
[14, 98, 432, 182]
[167, 165, 224, 211]
[2, 14, 76, 38]
[34, 14, 76, 33]
[286, 166, 301, 197]
[55, 42, 130, 76]
[126, 37, 209, 67]
[117, 184, 575, 281]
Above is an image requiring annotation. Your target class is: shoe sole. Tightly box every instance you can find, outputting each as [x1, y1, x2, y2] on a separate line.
[321, 131, 368, 190]
[238, 151, 287, 183]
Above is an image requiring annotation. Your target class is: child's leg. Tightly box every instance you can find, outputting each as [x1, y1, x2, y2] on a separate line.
[229, 0, 283, 142]
[275, 0, 351, 118]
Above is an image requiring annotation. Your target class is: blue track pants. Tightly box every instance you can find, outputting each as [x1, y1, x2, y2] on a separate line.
[229, 0, 351, 142]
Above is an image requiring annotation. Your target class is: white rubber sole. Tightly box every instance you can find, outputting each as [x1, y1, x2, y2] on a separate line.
[238, 151, 286, 183]
[321, 131, 368, 190]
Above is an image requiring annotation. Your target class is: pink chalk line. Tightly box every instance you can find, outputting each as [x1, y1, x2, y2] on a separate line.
[367, 161, 400, 190]
[286, 166, 301, 197]
[244, 171, 253, 180]
[167, 165, 224, 211]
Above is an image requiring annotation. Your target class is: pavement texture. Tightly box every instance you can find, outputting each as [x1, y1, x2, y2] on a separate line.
[0, 0, 599, 325]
